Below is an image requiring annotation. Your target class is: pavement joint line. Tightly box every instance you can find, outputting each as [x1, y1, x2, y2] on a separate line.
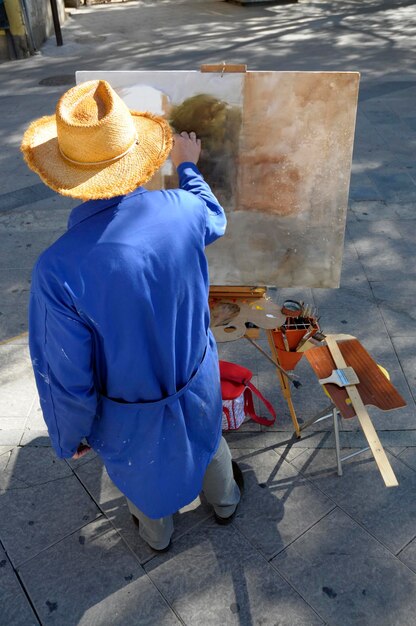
[248, 511, 331, 623]
[2, 472, 76, 492]
[14, 514, 106, 572]
[266, 504, 338, 564]
[0, 537, 42, 626]
[395, 533, 416, 559]
[143, 561, 188, 626]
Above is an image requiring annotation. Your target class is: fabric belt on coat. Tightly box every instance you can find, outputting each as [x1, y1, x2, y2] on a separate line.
[98, 342, 209, 413]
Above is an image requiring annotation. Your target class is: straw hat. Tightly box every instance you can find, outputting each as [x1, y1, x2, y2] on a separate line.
[21, 80, 173, 200]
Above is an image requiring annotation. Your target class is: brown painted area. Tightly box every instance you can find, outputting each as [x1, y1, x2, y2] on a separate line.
[237, 72, 359, 218]
[237, 154, 302, 215]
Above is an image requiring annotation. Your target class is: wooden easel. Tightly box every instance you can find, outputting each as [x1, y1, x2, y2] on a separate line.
[202, 63, 405, 487]
[202, 64, 302, 436]
[209, 286, 302, 437]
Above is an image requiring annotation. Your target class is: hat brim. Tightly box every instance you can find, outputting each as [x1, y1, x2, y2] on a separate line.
[21, 111, 173, 200]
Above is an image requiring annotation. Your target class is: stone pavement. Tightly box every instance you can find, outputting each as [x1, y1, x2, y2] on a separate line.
[1, 0, 416, 624]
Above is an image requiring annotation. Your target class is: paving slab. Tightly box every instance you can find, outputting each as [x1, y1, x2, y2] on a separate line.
[349, 200, 398, 221]
[290, 447, 416, 554]
[0, 308, 29, 343]
[0, 368, 36, 416]
[0, 202, 75, 233]
[19, 430, 51, 447]
[0, 268, 32, 307]
[0, 182, 56, 212]
[25, 397, 47, 431]
[337, 265, 373, 292]
[0, 416, 28, 433]
[379, 301, 416, 337]
[390, 336, 416, 400]
[367, 170, 416, 203]
[347, 219, 405, 255]
[397, 447, 416, 472]
[0, 429, 25, 446]
[316, 302, 384, 335]
[312, 286, 373, 310]
[18, 517, 180, 626]
[348, 430, 416, 448]
[0, 445, 72, 489]
[370, 278, 416, 305]
[395, 218, 416, 244]
[398, 537, 416, 575]
[272, 507, 416, 626]
[0, 545, 39, 626]
[385, 445, 408, 457]
[0, 446, 100, 567]
[359, 249, 416, 283]
[0, 230, 62, 269]
[145, 520, 324, 626]
[0, 444, 15, 457]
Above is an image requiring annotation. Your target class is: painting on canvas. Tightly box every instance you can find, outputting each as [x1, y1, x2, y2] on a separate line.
[77, 70, 359, 288]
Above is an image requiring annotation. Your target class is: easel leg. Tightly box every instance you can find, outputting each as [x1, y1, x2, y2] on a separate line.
[266, 330, 301, 438]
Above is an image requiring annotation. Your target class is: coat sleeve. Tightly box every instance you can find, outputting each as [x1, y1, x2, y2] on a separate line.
[177, 162, 227, 245]
[29, 263, 98, 459]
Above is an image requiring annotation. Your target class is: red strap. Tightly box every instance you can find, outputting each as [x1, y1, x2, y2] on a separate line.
[243, 383, 276, 426]
[223, 406, 232, 429]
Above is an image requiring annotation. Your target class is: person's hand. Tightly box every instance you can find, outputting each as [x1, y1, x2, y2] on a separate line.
[170, 131, 201, 168]
[72, 443, 91, 460]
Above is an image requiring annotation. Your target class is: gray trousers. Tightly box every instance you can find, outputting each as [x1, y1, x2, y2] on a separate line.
[126, 436, 240, 550]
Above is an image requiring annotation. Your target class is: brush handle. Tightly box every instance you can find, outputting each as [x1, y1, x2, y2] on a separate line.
[245, 336, 300, 384]
[318, 372, 340, 387]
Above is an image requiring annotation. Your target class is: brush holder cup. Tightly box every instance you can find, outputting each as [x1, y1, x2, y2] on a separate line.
[271, 320, 319, 371]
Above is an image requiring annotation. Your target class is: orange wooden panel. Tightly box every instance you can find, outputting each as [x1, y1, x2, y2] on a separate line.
[305, 339, 406, 419]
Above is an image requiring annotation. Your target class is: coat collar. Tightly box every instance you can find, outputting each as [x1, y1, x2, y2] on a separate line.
[68, 187, 146, 229]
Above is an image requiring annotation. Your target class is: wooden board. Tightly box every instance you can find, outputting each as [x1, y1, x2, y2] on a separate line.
[323, 336, 399, 488]
[305, 338, 406, 419]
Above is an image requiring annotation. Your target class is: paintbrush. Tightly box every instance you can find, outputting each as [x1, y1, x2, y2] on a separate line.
[281, 327, 290, 351]
[245, 336, 302, 388]
[319, 367, 359, 388]
[296, 325, 315, 351]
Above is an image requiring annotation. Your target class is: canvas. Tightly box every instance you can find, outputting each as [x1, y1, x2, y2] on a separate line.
[77, 70, 359, 288]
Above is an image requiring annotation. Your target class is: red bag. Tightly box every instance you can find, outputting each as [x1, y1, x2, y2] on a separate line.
[219, 360, 276, 431]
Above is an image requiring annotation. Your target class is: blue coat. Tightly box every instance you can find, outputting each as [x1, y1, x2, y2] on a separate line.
[29, 163, 226, 518]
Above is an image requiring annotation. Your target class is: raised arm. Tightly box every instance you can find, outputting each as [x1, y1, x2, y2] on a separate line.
[171, 131, 227, 245]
